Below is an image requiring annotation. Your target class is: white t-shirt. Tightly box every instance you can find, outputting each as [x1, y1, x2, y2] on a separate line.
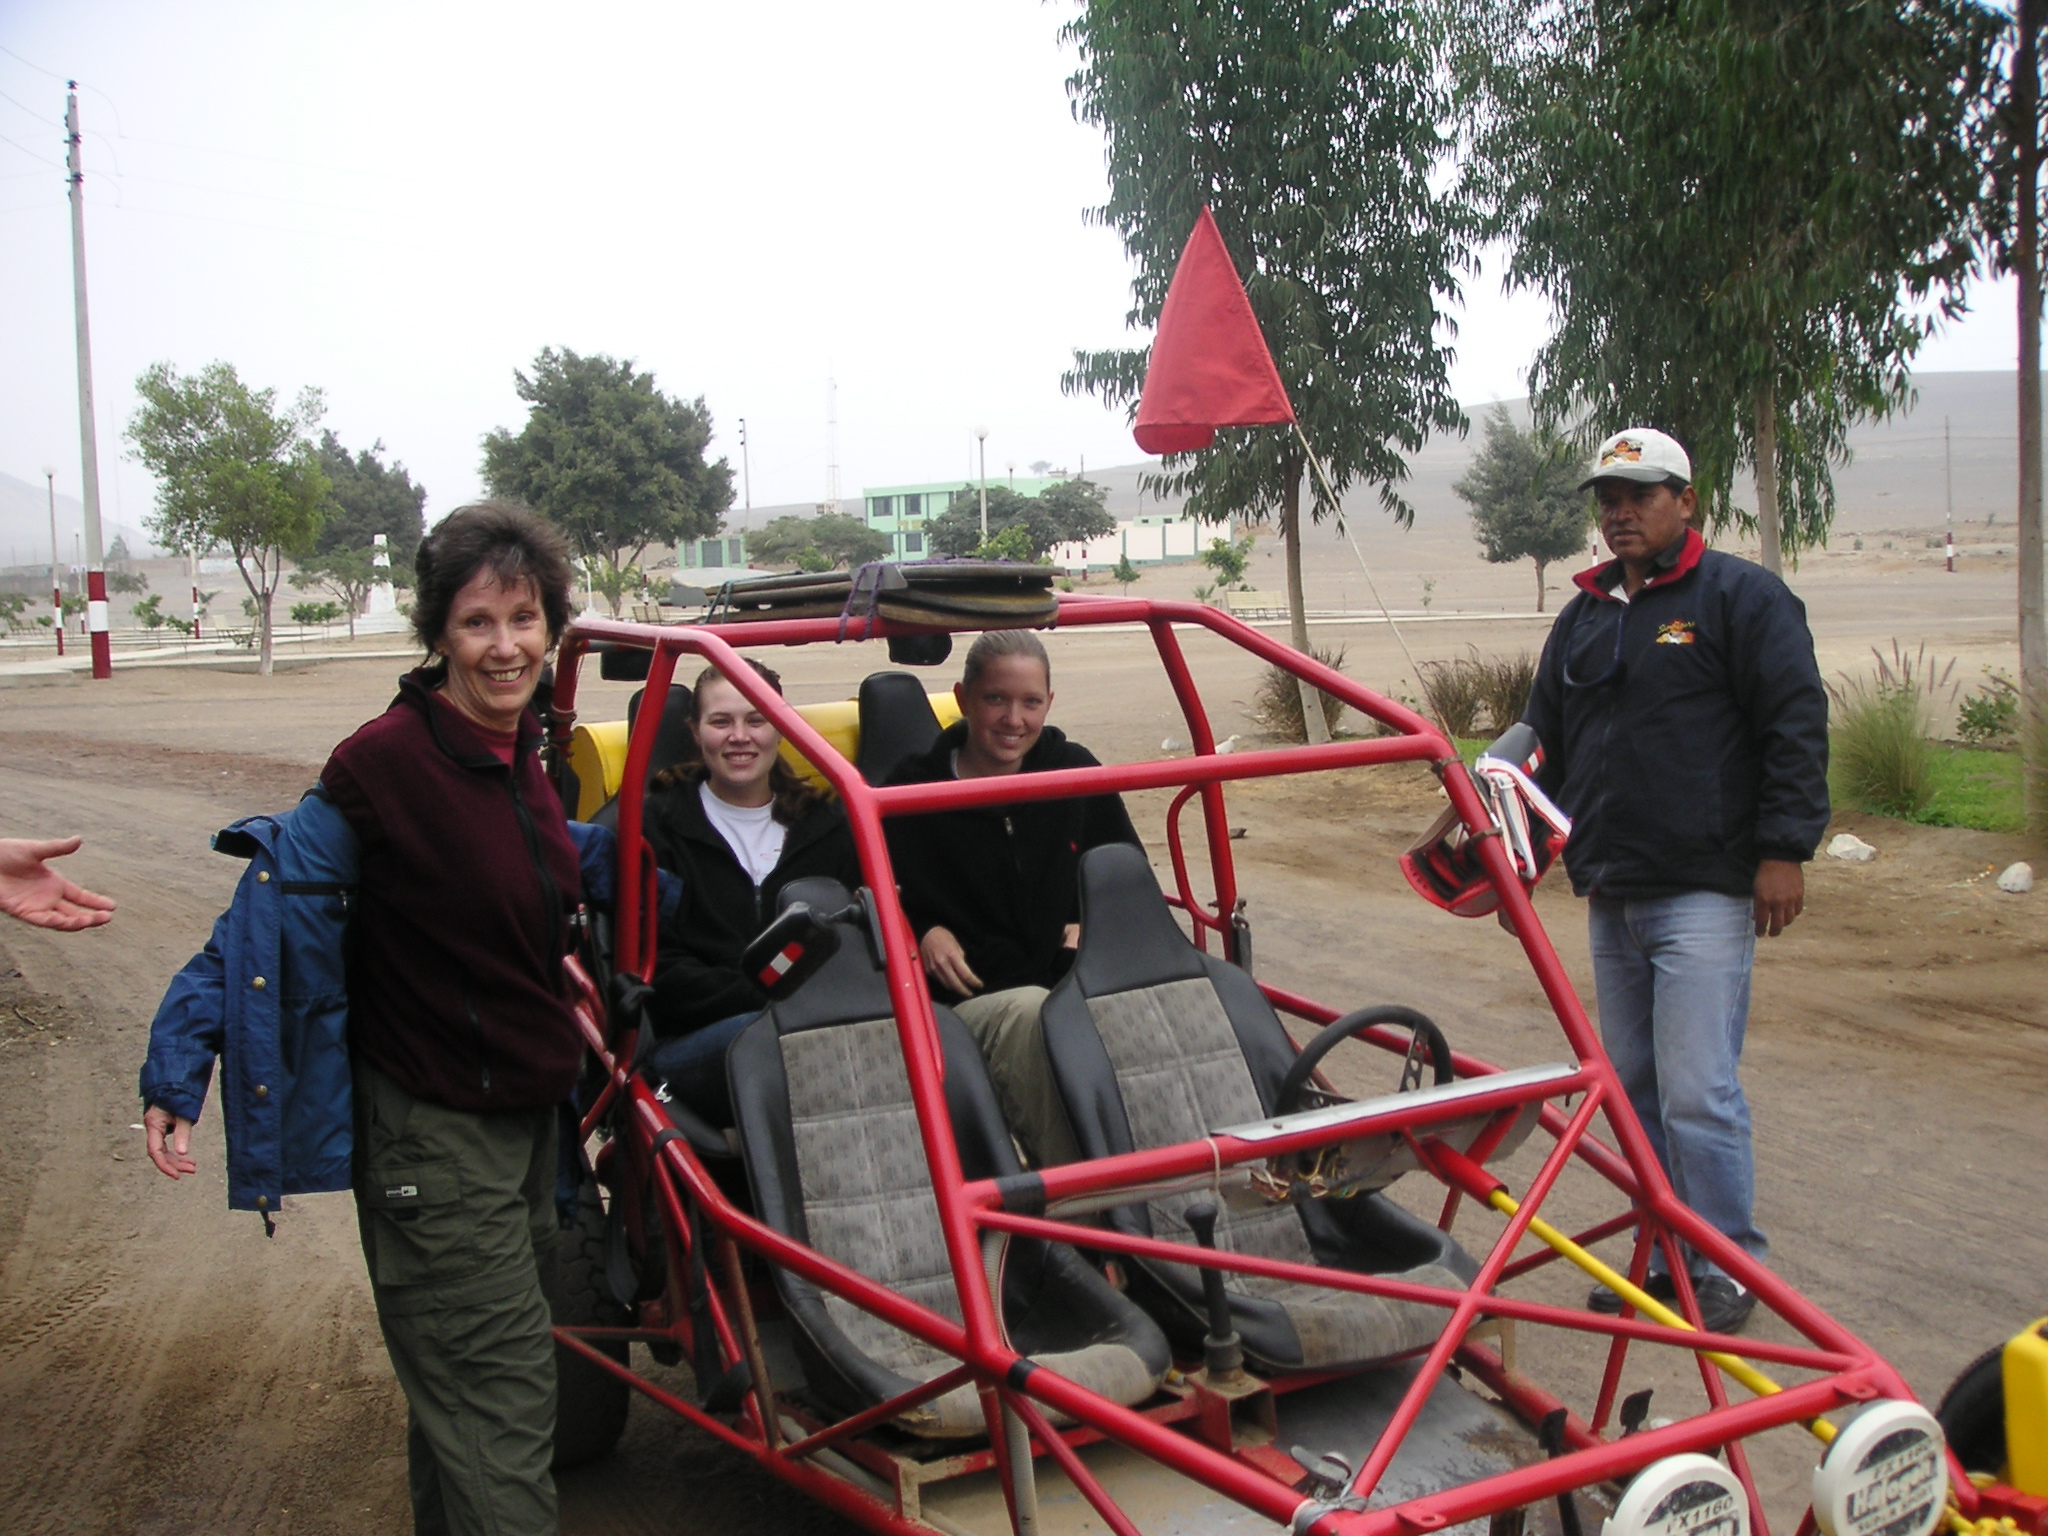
[698, 781, 787, 887]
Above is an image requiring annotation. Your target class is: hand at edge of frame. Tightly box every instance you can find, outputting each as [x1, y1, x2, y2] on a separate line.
[0, 836, 116, 931]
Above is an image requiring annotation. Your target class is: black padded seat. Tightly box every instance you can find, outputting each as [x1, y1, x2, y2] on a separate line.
[590, 683, 697, 831]
[855, 671, 943, 784]
[1040, 843, 1478, 1375]
[728, 878, 1171, 1439]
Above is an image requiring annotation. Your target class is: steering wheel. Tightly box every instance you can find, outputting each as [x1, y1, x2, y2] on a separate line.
[1273, 1005, 1453, 1118]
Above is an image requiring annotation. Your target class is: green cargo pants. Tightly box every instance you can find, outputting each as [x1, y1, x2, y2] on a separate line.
[353, 1060, 559, 1536]
[951, 985, 1081, 1169]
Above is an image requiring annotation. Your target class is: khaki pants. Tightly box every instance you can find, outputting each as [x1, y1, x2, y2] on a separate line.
[353, 1061, 559, 1536]
[951, 986, 1082, 1168]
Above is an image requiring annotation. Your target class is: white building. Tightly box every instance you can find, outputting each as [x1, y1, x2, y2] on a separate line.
[1048, 513, 1204, 573]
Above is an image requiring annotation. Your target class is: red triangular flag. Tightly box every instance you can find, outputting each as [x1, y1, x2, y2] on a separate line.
[1132, 206, 1296, 455]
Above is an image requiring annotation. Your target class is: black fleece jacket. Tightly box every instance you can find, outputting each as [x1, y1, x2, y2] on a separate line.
[320, 671, 584, 1111]
[883, 722, 1140, 1002]
[644, 778, 862, 1038]
[1523, 529, 1830, 899]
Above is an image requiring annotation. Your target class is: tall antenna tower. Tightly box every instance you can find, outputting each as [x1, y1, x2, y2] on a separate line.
[823, 375, 840, 514]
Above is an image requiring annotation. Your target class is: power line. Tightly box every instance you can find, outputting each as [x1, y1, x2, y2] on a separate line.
[0, 43, 65, 81]
[0, 129, 62, 168]
[0, 85, 56, 123]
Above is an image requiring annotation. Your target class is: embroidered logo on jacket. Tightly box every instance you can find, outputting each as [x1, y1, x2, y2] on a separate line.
[1655, 619, 1697, 645]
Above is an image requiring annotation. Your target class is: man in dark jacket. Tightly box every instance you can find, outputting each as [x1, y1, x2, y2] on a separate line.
[1523, 426, 1829, 1335]
[886, 630, 1140, 1166]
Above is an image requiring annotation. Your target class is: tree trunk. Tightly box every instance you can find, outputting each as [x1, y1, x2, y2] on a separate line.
[257, 589, 274, 676]
[2021, 0, 2047, 836]
[1754, 387, 1783, 576]
[1281, 454, 1331, 745]
[1533, 558, 1547, 613]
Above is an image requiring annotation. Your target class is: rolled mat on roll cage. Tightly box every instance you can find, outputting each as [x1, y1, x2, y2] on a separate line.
[542, 587, 1991, 1536]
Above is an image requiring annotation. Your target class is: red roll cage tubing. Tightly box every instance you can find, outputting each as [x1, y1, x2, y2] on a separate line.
[546, 593, 1911, 1536]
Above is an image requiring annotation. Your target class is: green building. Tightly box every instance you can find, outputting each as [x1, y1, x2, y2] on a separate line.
[861, 478, 1064, 561]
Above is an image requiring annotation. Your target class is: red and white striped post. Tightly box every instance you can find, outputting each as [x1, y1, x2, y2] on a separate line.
[65, 83, 110, 680]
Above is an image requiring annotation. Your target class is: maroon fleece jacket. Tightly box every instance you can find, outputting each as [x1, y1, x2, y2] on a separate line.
[321, 670, 583, 1112]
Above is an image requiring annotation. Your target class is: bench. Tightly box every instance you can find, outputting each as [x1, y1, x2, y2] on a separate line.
[1224, 590, 1288, 618]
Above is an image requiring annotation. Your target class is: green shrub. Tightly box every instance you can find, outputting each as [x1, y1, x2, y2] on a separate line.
[1418, 657, 1485, 737]
[1474, 652, 1538, 739]
[1416, 650, 1539, 739]
[1956, 669, 2019, 745]
[1827, 643, 1956, 819]
[1250, 645, 1349, 741]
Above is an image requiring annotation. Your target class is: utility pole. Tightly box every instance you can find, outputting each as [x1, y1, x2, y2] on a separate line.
[737, 417, 752, 512]
[65, 83, 111, 679]
[43, 467, 63, 657]
[2019, 0, 2046, 834]
[1945, 415, 1956, 574]
[824, 377, 840, 514]
[976, 426, 989, 541]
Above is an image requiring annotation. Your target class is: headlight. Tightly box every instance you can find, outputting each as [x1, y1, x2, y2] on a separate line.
[1810, 1400, 1946, 1536]
[1601, 1453, 1748, 1536]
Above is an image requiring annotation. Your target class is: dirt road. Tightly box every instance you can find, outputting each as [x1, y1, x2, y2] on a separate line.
[0, 552, 2041, 1534]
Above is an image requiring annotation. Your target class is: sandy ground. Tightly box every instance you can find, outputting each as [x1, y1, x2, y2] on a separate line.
[0, 534, 2042, 1536]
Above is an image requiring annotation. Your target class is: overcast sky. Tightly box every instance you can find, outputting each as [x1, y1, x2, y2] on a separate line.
[0, 1, 2025, 539]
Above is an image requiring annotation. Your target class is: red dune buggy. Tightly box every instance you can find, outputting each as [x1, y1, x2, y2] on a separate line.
[536, 584, 2003, 1536]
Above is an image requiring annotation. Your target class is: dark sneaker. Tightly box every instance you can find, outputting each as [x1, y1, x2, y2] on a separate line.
[1587, 1271, 1678, 1314]
[1694, 1276, 1756, 1335]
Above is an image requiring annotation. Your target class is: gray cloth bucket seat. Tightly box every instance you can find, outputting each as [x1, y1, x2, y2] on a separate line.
[1040, 843, 1477, 1374]
[727, 878, 1171, 1439]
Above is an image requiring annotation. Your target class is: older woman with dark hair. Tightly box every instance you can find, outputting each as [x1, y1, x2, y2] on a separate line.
[142, 500, 586, 1535]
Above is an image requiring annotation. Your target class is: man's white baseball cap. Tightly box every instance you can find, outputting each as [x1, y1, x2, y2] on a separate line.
[1579, 427, 1692, 491]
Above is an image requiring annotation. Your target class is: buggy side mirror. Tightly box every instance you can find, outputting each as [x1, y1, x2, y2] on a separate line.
[1481, 721, 1541, 775]
[741, 903, 843, 1000]
[599, 644, 653, 682]
[887, 632, 953, 667]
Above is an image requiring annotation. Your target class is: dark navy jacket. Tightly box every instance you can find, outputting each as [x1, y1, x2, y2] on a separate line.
[140, 789, 670, 1218]
[1522, 528, 1830, 899]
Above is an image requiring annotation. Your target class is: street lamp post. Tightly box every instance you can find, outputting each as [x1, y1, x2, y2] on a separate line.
[42, 466, 62, 657]
[976, 426, 989, 542]
[738, 417, 752, 512]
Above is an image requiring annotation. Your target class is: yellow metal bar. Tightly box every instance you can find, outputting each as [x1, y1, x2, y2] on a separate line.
[1483, 1188, 1836, 1446]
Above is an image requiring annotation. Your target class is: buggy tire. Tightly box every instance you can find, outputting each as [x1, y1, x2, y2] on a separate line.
[550, 1177, 632, 1469]
[1936, 1342, 2007, 1478]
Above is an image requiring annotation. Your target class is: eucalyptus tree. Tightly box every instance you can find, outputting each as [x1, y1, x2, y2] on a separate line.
[1465, 0, 1997, 574]
[1062, 0, 1472, 738]
[1984, 2, 2048, 831]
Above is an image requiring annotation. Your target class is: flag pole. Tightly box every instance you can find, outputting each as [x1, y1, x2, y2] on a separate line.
[1291, 420, 1457, 744]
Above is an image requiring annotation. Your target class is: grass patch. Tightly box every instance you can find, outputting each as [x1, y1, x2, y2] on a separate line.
[1909, 747, 2024, 833]
[1828, 743, 2022, 833]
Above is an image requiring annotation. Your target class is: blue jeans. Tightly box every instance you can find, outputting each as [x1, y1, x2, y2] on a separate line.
[1588, 891, 1766, 1280]
[646, 1012, 759, 1128]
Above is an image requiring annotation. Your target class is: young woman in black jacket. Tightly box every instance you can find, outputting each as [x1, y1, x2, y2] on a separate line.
[884, 629, 1139, 1166]
[643, 660, 860, 1125]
